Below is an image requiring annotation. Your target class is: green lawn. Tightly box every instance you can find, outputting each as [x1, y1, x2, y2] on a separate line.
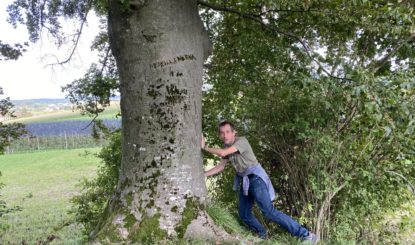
[0, 148, 101, 244]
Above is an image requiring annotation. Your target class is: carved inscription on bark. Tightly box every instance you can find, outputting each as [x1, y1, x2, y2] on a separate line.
[150, 54, 196, 69]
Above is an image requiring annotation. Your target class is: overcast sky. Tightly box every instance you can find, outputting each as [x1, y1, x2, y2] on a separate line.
[0, 0, 100, 100]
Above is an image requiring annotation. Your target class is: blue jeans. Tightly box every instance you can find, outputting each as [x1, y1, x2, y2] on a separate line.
[238, 175, 309, 238]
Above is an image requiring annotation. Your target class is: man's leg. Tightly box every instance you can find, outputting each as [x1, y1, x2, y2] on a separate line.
[249, 175, 309, 238]
[239, 187, 267, 238]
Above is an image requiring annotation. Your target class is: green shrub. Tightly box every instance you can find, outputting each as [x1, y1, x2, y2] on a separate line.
[70, 130, 121, 235]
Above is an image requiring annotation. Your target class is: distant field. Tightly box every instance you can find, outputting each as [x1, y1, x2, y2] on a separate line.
[24, 119, 121, 136]
[7, 104, 120, 124]
[3, 103, 120, 154]
[0, 148, 101, 244]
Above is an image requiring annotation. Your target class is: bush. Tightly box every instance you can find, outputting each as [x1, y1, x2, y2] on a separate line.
[70, 130, 121, 235]
[203, 55, 415, 242]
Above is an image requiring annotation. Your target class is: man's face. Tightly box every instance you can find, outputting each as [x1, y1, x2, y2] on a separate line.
[219, 124, 236, 145]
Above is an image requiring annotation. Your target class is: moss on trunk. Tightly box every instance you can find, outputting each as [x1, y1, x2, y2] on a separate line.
[175, 198, 200, 238]
[129, 213, 167, 243]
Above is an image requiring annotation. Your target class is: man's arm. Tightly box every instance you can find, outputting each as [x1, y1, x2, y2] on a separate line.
[204, 146, 238, 158]
[201, 136, 238, 157]
[204, 159, 228, 177]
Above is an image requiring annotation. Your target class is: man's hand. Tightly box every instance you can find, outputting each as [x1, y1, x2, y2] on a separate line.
[201, 135, 206, 150]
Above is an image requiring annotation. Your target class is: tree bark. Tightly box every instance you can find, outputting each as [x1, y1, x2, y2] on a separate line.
[89, 0, 229, 243]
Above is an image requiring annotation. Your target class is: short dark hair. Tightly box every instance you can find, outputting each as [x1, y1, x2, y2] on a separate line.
[218, 120, 235, 132]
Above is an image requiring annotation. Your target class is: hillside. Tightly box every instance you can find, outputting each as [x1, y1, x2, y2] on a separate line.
[4, 99, 120, 124]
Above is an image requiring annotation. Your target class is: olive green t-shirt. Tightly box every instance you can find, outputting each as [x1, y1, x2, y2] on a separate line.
[223, 137, 258, 173]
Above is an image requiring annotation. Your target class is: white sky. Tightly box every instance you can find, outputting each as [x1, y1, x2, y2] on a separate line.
[0, 0, 100, 100]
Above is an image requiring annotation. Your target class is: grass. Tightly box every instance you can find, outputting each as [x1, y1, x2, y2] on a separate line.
[2, 148, 411, 244]
[206, 202, 306, 245]
[0, 149, 302, 244]
[7, 103, 120, 124]
[0, 148, 101, 244]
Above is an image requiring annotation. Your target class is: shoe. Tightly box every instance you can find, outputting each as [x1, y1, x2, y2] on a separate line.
[302, 232, 318, 244]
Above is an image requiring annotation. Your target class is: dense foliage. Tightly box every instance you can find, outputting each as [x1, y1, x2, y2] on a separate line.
[0, 88, 27, 154]
[200, 0, 415, 242]
[0, 41, 26, 61]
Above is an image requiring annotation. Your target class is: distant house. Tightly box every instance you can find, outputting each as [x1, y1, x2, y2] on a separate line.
[44, 107, 55, 112]
[0, 114, 13, 122]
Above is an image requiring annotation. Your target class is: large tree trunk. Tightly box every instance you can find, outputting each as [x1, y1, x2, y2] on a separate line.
[90, 0, 229, 243]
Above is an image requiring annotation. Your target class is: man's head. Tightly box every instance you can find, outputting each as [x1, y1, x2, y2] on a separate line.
[218, 120, 236, 145]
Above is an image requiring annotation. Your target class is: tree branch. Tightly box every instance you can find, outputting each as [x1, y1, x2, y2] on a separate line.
[82, 114, 99, 130]
[44, 0, 93, 67]
[371, 32, 415, 74]
[316, 180, 349, 237]
[100, 45, 112, 75]
[197, 0, 261, 19]
[337, 100, 358, 133]
[197, 0, 352, 81]
[386, 170, 415, 195]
